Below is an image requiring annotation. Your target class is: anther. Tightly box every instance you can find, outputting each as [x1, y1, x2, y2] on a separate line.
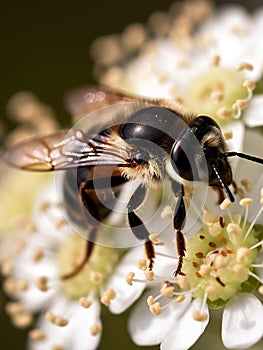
[209, 241, 217, 248]
[195, 252, 204, 259]
[100, 288, 116, 306]
[233, 265, 248, 282]
[144, 269, 154, 281]
[32, 248, 44, 262]
[236, 62, 254, 71]
[240, 179, 251, 192]
[236, 247, 250, 262]
[217, 106, 232, 119]
[12, 312, 33, 328]
[1, 259, 13, 276]
[126, 272, 135, 285]
[239, 197, 253, 207]
[232, 99, 247, 111]
[193, 311, 208, 321]
[223, 130, 233, 140]
[258, 285, 263, 295]
[243, 80, 255, 92]
[90, 271, 103, 285]
[79, 297, 92, 308]
[36, 276, 49, 292]
[137, 259, 147, 270]
[149, 302, 162, 316]
[208, 222, 222, 237]
[160, 283, 174, 298]
[147, 296, 154, 306]
[226, 223, 242, 236]
[90, 324, 102, 336]
[220, 198, 232, 210]
[45, 311, 69, 327]
[210, 54, 220, 67]
[174, 295, 185, 303]
[199, 264, 211, 276]
[29, 328, 46, 341]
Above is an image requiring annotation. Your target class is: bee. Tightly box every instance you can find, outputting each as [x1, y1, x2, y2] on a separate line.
[4, 86, 263, 279]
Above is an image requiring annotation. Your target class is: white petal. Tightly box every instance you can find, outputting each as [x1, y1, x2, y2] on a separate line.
[244, 95, 263, 127]
[128, 288, 191, 346]
[107, 247, 146, 314]
[161, 298, 209, 350]
[70, 298, 102, 350]
[222, 293, 263, 349]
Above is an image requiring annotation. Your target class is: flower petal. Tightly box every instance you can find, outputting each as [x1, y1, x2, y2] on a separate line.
[160, 298, 209, 350]
[107, 247, 146, 314]
[244, 95, 263, 127]
[222, 293, 263, 349]
[128, 288, 191, 346]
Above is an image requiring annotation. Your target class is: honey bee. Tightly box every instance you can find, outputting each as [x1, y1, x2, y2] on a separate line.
[4, 87, 263, 278]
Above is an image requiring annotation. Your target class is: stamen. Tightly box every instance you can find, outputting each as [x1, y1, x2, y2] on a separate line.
[137, 259, 147, 270]
[1, 259, 14, 276]
[12, 312, 33, 329]
[100, 288, 116, 306]
[193, 293, 208, 321]
[144, 269, 154, 281]
[32, 248, 44, 262]
[244, 205, 263, 240]
[79, 297, 92, 308]
[236, 62, 254, 72]
[210, 54, 220, 67]
[240, 178, 251, 193]
[90, 324, 102, 336]
[36, 276, 49, 292]
[240, 197, 253, 230]
[258, 285, 263, 295]
[149, 302, 162, 316]
[45, 310, 69, 327]
[220, 199, 233, 221]
[29, 328, 46, 341]
[249, 240, 263, 251]
[90, 271, 103, 285]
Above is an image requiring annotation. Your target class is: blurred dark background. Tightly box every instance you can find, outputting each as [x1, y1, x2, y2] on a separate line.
[0, 1, 262, 349]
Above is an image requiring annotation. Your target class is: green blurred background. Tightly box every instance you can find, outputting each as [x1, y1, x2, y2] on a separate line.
[0, 1, 262, 349]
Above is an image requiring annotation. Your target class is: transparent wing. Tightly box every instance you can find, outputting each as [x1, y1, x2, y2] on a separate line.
[3, 129, 130, 171]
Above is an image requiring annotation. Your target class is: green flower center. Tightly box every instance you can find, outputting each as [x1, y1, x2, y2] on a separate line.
[57, 235, 124, 299]
[183, 214, 261, 308]
[182, 67, 247, 123]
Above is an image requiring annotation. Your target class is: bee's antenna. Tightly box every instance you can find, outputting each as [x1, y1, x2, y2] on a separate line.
[212, 165, 235, 202]
[223, 152, 263, 165]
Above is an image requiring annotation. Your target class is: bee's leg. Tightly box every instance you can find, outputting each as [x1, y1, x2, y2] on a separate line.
[171, 180, 186, 276]
[62, 175, 127, 280]
[127, 184, 155, 270]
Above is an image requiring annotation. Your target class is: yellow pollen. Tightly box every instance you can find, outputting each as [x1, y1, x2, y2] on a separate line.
[149, 302, 162, 316]
[147, 295, 154, 306]
[144, 269, 154, 281]
[236, 62, 254, 72]
[90, 271, 103, 285]
[239, 198, 254, 207]
[90, 324, 102, 336]
[233, 265, 249, 282]
[32, 248, 44, 262]
[236, 247, 250, 262]
[227, 223, 243, 236]
[243, 80, 255, 92]
[223, 130, 233, 140]
[126, 272, 135, 286]
[240, 179, 251, 192]
[36, 276, 49, 292]
[193, 311, 208, 322]
[45, 311, 69, 327]
[220, 198, 232, 210]
[137, 259, 147, 270]
[79, 297, 92, 308]
[29, 328, 46, 341]
[216, 106, 232, 119]
[174, 294, 185, 303]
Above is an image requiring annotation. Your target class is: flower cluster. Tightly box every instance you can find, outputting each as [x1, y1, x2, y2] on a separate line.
[1, 1, 263, 350]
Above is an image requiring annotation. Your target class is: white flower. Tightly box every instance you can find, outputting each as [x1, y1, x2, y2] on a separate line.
[126, 128, 263, 350]
[0, 178, 147, 350]
[92, 0, 263, 128]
